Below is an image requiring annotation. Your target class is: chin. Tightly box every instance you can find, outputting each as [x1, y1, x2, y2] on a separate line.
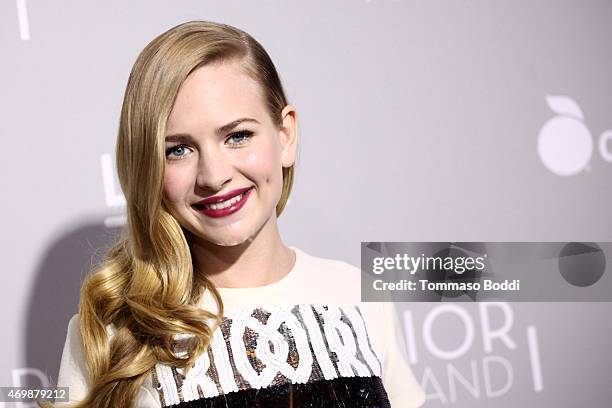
[202, 231, 256, 247]
[189, 214, 269, 248]
[210, 237, 250, 247]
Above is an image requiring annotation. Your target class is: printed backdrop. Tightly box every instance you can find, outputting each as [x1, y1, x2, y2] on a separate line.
[2, 1, 611, 407]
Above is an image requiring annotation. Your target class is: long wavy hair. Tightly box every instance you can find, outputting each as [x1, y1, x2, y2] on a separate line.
[42, 20, 294, 407]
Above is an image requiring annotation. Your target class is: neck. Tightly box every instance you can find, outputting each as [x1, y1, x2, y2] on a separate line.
[190, 216, 295, 288]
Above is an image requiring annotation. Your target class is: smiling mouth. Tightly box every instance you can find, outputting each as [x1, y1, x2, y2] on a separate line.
[192, 187, 254, 217]
[195, 190, 248, 210]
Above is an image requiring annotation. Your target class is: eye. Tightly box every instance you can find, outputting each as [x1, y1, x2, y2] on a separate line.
[226, 130, 254, 146]
[165, 144, 193, 160]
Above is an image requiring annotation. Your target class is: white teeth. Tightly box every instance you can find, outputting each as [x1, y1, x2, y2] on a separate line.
[204, 193, 244, 210]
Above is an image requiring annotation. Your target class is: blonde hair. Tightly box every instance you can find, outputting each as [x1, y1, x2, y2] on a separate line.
[41, 20, 294, 407]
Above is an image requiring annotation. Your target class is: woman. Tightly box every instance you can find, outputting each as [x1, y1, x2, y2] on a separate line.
[52, 20, 425, 407]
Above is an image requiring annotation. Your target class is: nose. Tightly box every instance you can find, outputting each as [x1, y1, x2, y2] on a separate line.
[196, 146, 233, 193]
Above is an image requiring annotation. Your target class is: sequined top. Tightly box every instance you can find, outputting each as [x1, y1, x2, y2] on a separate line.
[57, 247, 425, 407]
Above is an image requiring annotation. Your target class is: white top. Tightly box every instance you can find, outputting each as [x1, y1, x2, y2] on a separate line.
[57, 247, 425, 407]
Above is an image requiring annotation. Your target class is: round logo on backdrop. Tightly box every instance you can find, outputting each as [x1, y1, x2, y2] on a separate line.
[537, 95, 593, 176]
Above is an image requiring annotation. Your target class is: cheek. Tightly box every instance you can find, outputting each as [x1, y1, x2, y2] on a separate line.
[244, 138, 282, 182]
[163, 168, 191, 204]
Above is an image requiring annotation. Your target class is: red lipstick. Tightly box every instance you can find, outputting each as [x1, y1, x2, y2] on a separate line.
[193, 187, 253, 218]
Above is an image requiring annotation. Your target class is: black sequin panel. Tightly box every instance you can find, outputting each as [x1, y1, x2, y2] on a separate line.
[168, 375, 391, 408]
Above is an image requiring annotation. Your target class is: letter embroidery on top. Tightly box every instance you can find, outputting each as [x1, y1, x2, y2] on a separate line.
[151, 304, 388, 407]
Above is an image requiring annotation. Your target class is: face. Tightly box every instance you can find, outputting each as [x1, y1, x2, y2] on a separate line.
[162, 61, 297, 247]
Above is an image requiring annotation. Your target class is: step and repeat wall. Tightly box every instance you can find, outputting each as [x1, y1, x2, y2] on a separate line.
[2, 1, 611, 407]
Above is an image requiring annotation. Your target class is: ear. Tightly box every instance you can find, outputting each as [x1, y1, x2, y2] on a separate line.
[279, 105, 298, 168]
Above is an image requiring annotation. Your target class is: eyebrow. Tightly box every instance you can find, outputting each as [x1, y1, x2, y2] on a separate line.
[165, 117, 260, 142]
